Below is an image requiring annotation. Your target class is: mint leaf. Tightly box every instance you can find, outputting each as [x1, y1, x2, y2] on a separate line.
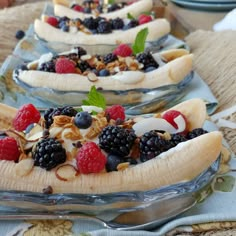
[132, 28, 149, 55]
[82, 86, 106, 110]
[127, 13, 135, 20]
[108, 0, 115, 4]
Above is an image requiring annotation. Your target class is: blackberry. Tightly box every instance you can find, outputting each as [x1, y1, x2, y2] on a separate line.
[75, 46, 87, 58]
[103, 53, 117, 64]
[44, 106, 78, 129]
[110, 18, 124, 30]
[77, 60, 91, 72]
[99, 125, 137, 156]
[107, 3, 121, 12]
[187, 128, 208, 139]
[97, 20, 112, 34]
[38, 60, 56, 72]
[74, 111, 92, 129]
[139, 130, 172, 162]
[83, 17, 98, 30]
[33, 138, 66, 170]
[170, 133, 187, 147]
[123, 19, 139, 30]
[136, 52, 159, 70]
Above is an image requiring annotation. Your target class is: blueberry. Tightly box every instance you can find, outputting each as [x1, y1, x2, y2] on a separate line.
[61, 25, 69, 32]
[83, 7, 91, 13]
[145, 66, 157, 73]
[105, 154, 125, 172]
[74, 111, 92, 129]
[0, 132, 7, 139]
[15, 30, 25, 40]
[99, 69, 110, 76]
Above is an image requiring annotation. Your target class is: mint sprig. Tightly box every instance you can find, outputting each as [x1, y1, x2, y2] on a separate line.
[82, 86, 106, 110]
[132, 28, 149, 55]
[127, 13, 135, 20]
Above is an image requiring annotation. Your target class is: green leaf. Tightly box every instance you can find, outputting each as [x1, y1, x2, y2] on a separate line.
[213, 175, 235, 192]
[108, 0, 115, 4]
[82, 86, 106, 110]
[132, 28, 149, 55]
[127, 12, 135, 20]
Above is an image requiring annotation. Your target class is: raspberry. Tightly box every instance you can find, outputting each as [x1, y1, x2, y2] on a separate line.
[105, 105, 125, 121]
[0, 137, 20, 161]
[76, 142, 106, 174]
[162, 110, 187, 129]
[138, 14, 152, 25]
[46, 16, 59, 27]
[73, 5, 84, 12]
[13, 104, 41, 132]
[55, 58, 76, 74]
[113, 44, 133, 57]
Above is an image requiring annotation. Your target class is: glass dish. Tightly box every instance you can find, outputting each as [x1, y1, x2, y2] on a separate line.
[0, 155, 220, 226]
[13, 71, 193, 115]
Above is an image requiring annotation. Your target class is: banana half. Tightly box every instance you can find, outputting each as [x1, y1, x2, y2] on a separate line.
[0, 99, 222, 194]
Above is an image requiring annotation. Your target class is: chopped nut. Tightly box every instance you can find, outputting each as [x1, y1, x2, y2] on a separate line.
[117, 162, 129, 171]
[43, 186, 53, 194]
[53, 115, 73, 127]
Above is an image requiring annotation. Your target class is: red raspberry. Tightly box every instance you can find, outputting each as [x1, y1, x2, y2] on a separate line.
[76, 142, 106, 174]
[13, 104, 41, 131]
[0, 137, 20, 161]
[73, 5, 84, 12]
[113, 44, 133, 57]
[162, 110, 187, 129]
[55, 58, 76, 74]
[105, 105, 125, 121]
[138, 14, 153, 25]
[46, 16, 59, 27]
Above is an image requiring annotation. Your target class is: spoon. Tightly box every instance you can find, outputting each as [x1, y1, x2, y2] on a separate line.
[0, 194, 196, 230]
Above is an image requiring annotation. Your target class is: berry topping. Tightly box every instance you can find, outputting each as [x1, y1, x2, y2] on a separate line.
[33, 138, 66, 170]
[74, 111, 92, 129]
[113, 44, 133, 57]
[187, 128, 208, 139]
[76, 142, 106, 174]
[110, 17, 124, 30]
[44, 106, 78, 129]
[105, 154, 125, 172]
[162, 110, 187, 129]
[99, 125, 136, 156]
[46, 16, 59, 27]
[138, 14, 152, 25]
[0, 137, 20, 161]
[55, 58, 76, 74]
[73, 4, 84, 12]
[170, 133, 187, 147]
[103, 53, 118, 64]
[139, 130, 172, 162]
[97, 20, 112, 34]
[105, 105, 125, 122]
[15, 30, 25, 40]
[13, 104, 41, 132]
[136, 52, 159, 70]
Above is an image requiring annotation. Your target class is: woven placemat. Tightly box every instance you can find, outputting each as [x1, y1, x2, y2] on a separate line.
[185, 30, 236, 154]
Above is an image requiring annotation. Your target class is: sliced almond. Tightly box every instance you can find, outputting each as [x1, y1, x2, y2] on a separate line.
[55, 164, 78, 181]
[15, 158, 34, 177]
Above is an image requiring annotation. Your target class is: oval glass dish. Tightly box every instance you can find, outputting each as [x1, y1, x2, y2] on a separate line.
[0, 156, 220, 217]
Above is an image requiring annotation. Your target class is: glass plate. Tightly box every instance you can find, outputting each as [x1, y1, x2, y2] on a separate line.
[0, 156, 220, 216]
[12, 61, 194, 115]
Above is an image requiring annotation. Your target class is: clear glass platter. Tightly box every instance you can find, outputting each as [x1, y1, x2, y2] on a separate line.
[0, 155, 220, 230]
